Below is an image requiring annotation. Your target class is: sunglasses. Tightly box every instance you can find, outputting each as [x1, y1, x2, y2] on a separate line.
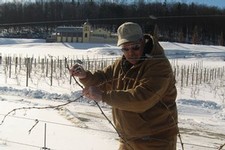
[121, 44, 141, 52]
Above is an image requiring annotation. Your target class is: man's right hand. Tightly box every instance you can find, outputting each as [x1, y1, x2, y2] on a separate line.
[69, 64, 87, 79]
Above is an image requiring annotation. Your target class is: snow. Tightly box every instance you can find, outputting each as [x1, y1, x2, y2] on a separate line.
[0, 38, 225, 150]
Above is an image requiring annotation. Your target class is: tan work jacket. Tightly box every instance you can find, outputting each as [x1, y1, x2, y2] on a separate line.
[80, 35, 178, 141]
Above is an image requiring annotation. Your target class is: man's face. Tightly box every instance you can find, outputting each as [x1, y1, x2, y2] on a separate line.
[121, 41, 144, 65]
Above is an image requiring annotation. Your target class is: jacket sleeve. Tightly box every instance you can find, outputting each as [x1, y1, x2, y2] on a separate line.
[102, 60, 175, 113]
[79, 63, 115, 90]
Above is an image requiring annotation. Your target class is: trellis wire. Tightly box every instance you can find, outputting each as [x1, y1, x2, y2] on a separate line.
[0, 113, 223, 150]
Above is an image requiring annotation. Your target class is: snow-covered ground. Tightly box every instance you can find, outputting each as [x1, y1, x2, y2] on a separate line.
[0, 38, 225, 150]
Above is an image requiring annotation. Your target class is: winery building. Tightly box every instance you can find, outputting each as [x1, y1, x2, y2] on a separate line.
[47, 22, 117, 43]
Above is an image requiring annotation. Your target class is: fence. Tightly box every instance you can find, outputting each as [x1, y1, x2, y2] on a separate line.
[1, 56, 225, 88]
[171, 61, 225, 87]
[2, 56, 118, 87]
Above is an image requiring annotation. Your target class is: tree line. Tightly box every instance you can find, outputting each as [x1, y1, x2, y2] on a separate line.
[0, 0, 225, 45]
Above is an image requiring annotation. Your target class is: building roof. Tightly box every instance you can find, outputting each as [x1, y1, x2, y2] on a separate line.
[56, 26, 83, 33]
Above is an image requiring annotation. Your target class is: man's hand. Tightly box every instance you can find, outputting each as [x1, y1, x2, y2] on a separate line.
[69, 64, 87, 79]
[83, 86, 103, 102]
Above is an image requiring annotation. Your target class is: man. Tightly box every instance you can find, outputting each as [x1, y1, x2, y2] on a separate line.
[70, 22, 178, 150]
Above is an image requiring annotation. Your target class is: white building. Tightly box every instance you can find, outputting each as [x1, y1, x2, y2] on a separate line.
[47, 22, 117, 43]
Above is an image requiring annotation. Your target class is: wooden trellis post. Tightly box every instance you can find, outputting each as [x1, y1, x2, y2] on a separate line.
[26, 58, 30, 87]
